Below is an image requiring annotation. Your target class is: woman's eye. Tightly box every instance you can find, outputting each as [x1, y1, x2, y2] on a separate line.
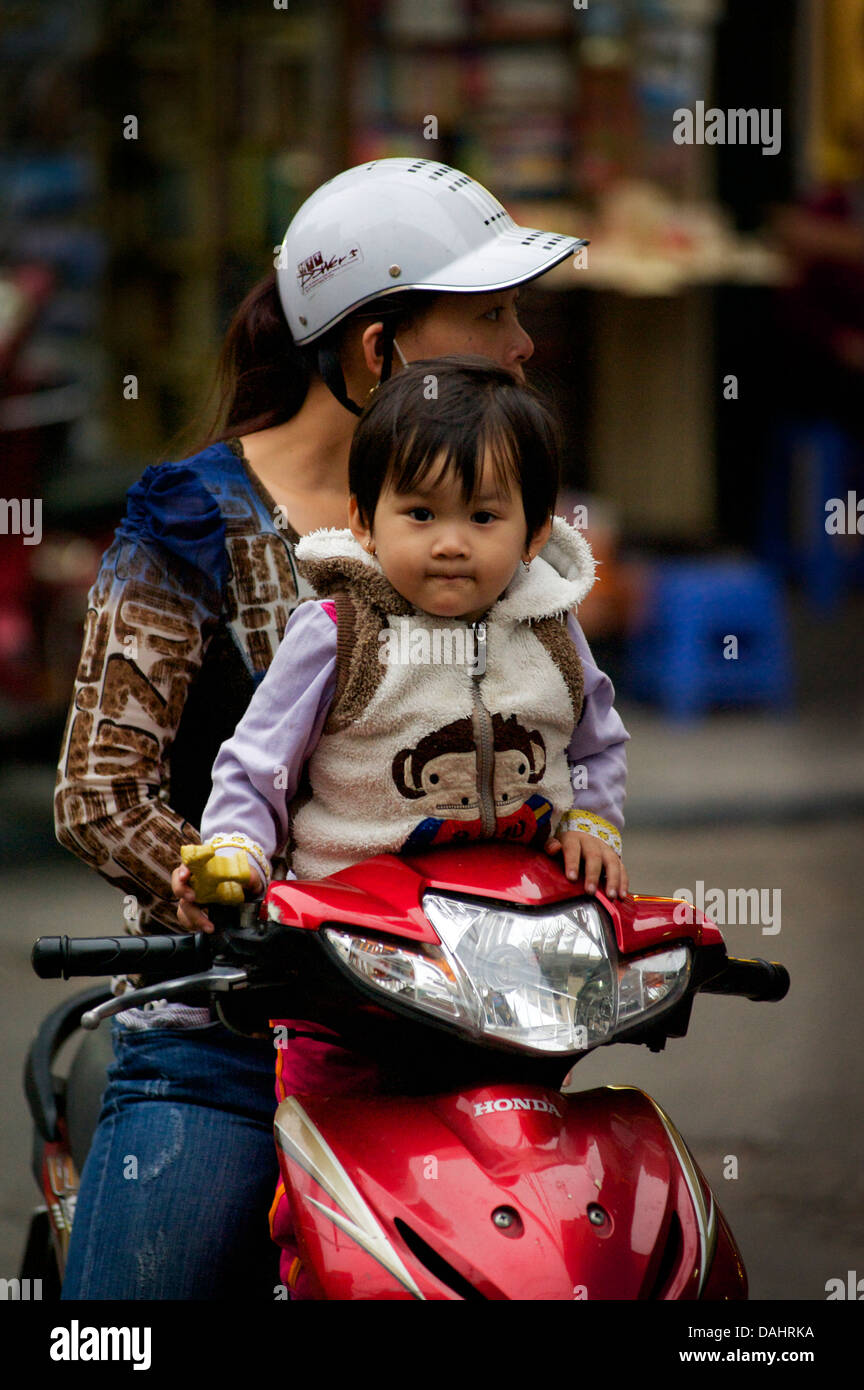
[483, 306, 504, 322]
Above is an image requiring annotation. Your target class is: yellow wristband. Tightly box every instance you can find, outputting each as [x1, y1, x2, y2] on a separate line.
[209, 832, 271, 889]
[557, 810, 623, 857]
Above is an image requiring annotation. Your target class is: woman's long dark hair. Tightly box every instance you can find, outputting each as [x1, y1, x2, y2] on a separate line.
[162, 272, 439, 460]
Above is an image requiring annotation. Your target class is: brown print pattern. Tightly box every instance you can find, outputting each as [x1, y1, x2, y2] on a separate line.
[117, 586, 204, 653]
[91, 719, 159, 782]
[225, 532, 299, 672]
[101, 656, 191, 730]
[74, 606, 113, 689]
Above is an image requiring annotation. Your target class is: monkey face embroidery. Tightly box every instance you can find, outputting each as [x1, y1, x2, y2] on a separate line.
[392, 747, 480, 820]
[392, 717, 479, 822]
[492, 716, 546, 813]
[394, 713, 553, 850]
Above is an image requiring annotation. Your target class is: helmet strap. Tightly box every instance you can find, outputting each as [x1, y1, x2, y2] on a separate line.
[316, 343, 364, 417]
[316, 318, 403, 415]
[378, 319, 397, 383]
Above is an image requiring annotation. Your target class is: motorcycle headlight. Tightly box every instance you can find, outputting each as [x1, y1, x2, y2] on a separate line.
[323, 931, 467, 1024]
[616, 947, 692, 1029]
[324, 895, 691, 1055]
[423, 894, 619, 1052]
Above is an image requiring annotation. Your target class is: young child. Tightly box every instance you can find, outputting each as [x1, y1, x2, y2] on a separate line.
[172, 355, 629, 1295]
[174, 355, 628, 916]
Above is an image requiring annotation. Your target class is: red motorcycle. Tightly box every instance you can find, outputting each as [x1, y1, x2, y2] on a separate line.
[27, 842, 788, 1300]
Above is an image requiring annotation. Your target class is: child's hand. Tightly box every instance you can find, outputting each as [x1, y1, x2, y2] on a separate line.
[171, 850, 264, 934]
[545, 830, 629, 900]
[172, 861, 215, 933]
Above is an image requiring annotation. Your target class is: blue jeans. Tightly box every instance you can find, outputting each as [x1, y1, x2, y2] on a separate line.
[62, 1019, 281, 1300]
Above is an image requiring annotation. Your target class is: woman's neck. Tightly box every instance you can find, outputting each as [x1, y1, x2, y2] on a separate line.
[239, 378, 359, 498]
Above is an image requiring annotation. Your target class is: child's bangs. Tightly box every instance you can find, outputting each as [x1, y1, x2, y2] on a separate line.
[385, 412, 522, 505]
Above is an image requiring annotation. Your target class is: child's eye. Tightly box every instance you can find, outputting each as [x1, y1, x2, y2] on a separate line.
[408, 506, 433, 521]
[472, 510, 496, 524]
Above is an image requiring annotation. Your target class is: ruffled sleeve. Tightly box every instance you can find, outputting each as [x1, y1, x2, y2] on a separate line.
[116, 463, 227, 601]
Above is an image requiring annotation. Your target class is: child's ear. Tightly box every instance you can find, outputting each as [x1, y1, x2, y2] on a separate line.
[348, 494, 373, 550]
[525, 514, 553, 562]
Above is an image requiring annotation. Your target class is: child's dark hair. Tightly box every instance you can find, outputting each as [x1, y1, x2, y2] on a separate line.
[349, 356, 561, 539]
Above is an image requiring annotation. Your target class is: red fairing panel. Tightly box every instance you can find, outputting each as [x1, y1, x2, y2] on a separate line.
[273, 1083, 746, 1301]
[264, 843, 720, 955]
[699, 1204, 749, 1301]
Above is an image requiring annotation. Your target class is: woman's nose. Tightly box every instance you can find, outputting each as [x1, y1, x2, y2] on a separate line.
[508, 319, 536, 369]
[512, 320, 534, 365]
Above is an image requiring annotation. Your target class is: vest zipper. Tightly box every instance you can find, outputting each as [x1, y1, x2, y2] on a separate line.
[469, 621, 496, 836]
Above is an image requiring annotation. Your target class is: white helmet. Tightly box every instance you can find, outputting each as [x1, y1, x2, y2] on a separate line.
[276, 157, 586, 346]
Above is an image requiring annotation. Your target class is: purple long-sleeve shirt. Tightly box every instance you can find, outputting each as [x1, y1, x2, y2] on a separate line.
[201, 601, 629, 878]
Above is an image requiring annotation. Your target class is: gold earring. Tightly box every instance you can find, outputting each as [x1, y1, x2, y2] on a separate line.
[366, 541, 376, 556]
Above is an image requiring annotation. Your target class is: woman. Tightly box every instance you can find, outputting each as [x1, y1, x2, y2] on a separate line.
[55, 158, 628, 1299]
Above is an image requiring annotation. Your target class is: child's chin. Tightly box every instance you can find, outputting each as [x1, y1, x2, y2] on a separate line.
[428, 601, 476, 619]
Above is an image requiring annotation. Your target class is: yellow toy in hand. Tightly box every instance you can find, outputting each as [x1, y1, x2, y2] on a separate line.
[180, 842, 251, 905]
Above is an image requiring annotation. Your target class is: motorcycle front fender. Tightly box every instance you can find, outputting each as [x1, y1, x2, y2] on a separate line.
[272, 1081, 747, 1301]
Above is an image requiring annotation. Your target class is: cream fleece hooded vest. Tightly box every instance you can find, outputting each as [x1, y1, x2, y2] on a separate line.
[289, 516, 596, 878]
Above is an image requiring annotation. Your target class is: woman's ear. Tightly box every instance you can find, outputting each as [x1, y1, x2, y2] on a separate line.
[525, 514, 553, 563]
[348, 494, 374, 551]
[360, 322, 387, 379]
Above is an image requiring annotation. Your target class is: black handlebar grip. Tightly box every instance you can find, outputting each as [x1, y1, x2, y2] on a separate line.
[32, 933, 212, 980]
[700, 956, 790, 1002]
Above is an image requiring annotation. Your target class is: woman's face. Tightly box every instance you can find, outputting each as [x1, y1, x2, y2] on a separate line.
[394, 288, 535, 381]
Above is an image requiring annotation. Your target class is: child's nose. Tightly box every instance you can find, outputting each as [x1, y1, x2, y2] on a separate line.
[431, 526, 469, 555]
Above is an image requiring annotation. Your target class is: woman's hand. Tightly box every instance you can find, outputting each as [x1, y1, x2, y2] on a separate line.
[545, 830, 629, 899]
[171, 860, 264, 934]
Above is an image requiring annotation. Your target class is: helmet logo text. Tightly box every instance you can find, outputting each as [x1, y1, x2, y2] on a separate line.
[297, 246, 363, 295]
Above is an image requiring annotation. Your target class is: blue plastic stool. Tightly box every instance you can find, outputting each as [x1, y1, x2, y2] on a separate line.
[625, 558, 794, 720]
[762, 420, 863, 611]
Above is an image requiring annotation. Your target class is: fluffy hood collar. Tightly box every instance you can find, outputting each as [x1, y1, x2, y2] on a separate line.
[294, 514, 595, 624]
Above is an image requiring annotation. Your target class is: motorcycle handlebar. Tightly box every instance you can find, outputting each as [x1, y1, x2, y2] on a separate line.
[31, 933, 212, 981]
[699, 956, 789, 1002]
[30, 934, 789, 1010]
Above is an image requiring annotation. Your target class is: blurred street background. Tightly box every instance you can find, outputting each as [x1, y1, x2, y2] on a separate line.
[1, 0, 863, 1300]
